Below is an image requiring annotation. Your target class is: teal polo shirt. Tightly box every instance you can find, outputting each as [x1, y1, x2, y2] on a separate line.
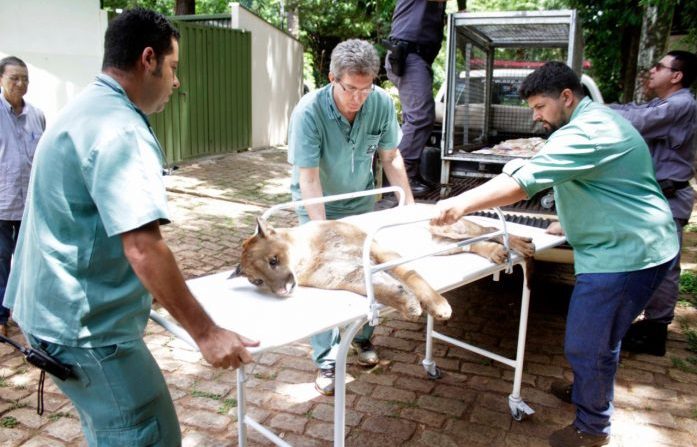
[504, 97, 678, 274]
[5, 74, 170, 347]
[288, 83, 400, 219]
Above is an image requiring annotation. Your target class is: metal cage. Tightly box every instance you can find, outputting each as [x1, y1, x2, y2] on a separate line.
[439, 10, 583, 186]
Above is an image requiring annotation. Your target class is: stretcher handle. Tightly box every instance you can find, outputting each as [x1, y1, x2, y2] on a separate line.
[361, 207, 513, 325]
[261, 186, 406, 221]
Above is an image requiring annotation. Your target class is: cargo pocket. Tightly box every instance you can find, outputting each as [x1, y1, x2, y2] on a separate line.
[94, 416, 160, 446]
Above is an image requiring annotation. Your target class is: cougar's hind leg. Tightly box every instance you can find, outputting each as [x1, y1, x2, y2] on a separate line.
[370, 243, 452, 321]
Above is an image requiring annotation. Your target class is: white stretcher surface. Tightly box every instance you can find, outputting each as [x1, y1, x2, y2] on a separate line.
[153, 201, 567, 446]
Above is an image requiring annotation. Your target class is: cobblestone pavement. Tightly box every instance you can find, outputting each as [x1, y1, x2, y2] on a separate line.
[2, 146, 696, 446]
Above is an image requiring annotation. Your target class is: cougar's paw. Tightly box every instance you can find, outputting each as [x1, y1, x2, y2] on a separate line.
[402, 300, 423, 320]
[511, 237, 535, 258]
[489, 245, 508, 264]
[429, 300, 452, 321]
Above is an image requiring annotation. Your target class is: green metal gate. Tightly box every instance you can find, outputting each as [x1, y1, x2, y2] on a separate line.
[150, 21, 251, 163]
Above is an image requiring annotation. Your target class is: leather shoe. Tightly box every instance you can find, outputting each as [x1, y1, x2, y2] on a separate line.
[549, 424, 609, 447]
[550, 380, 573, 404]
[408, 177, 431, 198]
[314, 367, 335, 396]
[622, 319, 668, 356]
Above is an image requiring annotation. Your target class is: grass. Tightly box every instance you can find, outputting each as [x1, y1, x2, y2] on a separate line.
[0, 416, 18, 428]
[48, 412, 73, 422]
[217, 398, 237, 415]
[679, 271, 697, 307]
[191, 390, 222, 400]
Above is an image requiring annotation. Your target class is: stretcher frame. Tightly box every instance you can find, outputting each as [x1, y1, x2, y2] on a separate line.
[150, 187, 566, 446]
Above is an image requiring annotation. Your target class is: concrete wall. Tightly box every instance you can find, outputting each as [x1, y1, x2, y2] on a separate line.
[0, 0, 107, 125]
[230, 3, 303, 148]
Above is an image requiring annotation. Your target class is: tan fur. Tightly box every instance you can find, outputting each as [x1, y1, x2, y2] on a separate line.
[429, 218, 535, 264]
[235, 216, 535, 321]
[237, 219, 451, 321]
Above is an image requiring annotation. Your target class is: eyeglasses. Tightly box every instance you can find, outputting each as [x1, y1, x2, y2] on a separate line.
[336, 80, 374, 98]
[653, 62, 678, 72]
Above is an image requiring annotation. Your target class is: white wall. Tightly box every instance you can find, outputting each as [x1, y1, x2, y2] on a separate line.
[0, 0, 107, 125]
[230, 3, 304, 148]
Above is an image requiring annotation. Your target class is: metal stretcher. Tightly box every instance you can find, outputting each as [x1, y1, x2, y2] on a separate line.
[150, 187, 566, 446]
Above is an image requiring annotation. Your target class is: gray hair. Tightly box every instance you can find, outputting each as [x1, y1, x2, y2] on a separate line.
[329, 39, 380, 80]
[0, 56, 27, 76]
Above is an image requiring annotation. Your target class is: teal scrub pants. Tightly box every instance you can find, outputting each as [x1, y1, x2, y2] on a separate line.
[25, 334, 181, 447]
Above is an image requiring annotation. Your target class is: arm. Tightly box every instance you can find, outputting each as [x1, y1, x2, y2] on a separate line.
[379, 148, 416, 205]
[432, 174, 527, 225]
[610, 99, 683, 141]
[298, 167, 326, 220]
[122, 221, 259, 369]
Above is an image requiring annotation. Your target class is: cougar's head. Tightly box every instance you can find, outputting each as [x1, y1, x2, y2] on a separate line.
[233, 218, 297, 296]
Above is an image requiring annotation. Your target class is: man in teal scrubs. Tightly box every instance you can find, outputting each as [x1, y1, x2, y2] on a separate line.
[433, 62, 677, 447]
[288, 39, 415, 395]
[4, 8, 258, 446]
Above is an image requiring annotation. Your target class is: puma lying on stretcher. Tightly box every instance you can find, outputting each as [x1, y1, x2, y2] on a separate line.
[233, 217, 535, 320]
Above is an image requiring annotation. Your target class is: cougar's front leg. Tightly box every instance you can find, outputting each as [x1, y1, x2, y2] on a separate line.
[371, 243, 452, 321]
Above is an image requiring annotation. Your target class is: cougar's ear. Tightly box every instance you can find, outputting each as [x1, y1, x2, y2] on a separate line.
[228, 264, 244, 279]
[256, 217, 275, 238]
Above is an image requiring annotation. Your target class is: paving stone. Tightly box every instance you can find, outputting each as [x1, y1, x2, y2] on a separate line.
[42, 416, 82, 442]
[416, 395, 468, 417]
[177, 408, 231, 432]
[268, 412, 308, 435]
[0, 426, 31, 446]
[399, 407, 448, 428]
[17, 435, 67, 447]
[311, 403, 362, 427]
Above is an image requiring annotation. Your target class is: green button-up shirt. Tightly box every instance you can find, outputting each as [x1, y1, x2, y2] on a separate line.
[288, 83, 400, 219]
[504, 97, 678, 274]
[5, 74, 170, 347]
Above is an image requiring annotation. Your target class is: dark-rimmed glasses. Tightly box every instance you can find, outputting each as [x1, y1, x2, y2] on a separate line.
[653, 62, 678, 72]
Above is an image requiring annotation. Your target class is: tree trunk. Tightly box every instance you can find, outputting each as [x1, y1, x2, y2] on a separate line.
[633, 2, 675, 102]
[457, 1, 467, 11]
[287, 8, 300, 38]
[174, 0, 195, 16]
[619, 18, 641, 102]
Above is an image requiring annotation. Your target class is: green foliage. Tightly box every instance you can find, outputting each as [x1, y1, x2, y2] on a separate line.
[679, 270, 697, 299]
[101, 0, 230, 15]
[0, 416, 18, 429]
[217, 397, 237, 415]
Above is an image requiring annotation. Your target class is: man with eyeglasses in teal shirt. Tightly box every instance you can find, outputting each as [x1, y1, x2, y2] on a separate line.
[288, 39, 416, 396]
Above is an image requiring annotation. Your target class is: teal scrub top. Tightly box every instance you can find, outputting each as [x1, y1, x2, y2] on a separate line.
[5, 74, 170, 347]
[504, 97, 678, 274]
[288, 83, 401, 219]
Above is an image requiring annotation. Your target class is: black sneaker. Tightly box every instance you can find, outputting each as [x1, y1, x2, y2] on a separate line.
[314, 367, 335, 396]
[408, 177, 431, 198]
[549, 424, 609, 447]
[622, 319, 668, 356]
[550, 380, 573, 404]
[351, 340, 379, 366]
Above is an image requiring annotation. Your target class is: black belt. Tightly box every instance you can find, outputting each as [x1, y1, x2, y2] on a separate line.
[659, 180, 690, 190]
[387, 38, 439, 63]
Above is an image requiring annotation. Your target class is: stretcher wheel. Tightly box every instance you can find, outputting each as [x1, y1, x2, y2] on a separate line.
[426, 366, 442, 379]
[511, 408, 525, 421]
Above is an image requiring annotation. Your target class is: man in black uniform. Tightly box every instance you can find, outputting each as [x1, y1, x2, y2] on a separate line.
[385, 0, 447, 197]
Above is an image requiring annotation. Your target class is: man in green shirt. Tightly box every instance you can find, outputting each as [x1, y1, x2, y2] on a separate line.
[433, 62, 677, 447]
[288, 39, 415, 395]
[5, 9, 257, 445]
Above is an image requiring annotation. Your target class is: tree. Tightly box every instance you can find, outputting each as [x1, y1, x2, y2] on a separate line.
[175, 0, 195, 14]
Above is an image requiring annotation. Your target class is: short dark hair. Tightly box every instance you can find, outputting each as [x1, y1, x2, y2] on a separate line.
[519, 61, 584, 100]
[0, 56, 27, 76]
[102, 7, 180, 71]
[668, 50, 697, 88]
